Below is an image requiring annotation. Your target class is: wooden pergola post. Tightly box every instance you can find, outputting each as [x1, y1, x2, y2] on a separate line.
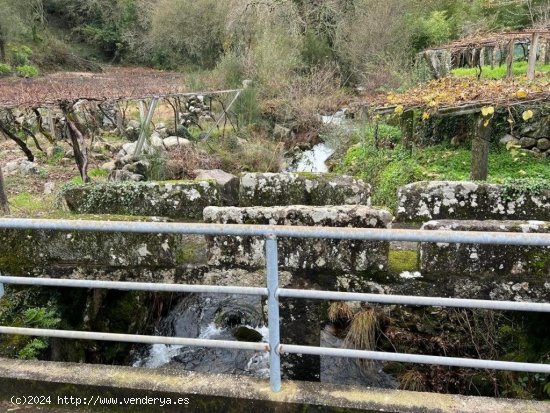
[471, 113, 492, 181]
[401, 110, 415, 151]
[134, 97, 159, 158]
[506, 40, 514, 79]
[527, 33, 540, 81]
[0, 164, 9, 215]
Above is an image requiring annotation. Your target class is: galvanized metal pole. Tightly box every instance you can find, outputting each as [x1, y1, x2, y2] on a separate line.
[0, 281, 4, 299]
[266, 235, 282, 392]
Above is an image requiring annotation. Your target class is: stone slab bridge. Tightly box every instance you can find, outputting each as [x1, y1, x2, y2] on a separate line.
[0, 173, 549, 411]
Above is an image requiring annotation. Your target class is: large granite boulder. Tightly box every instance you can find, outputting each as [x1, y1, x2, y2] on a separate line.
[61, 180, 221, 220]
[239, 173, 371, 207]
[420, 220, 550, 277]
[203, 205, 392, 273]
[397, 181, 550, 222]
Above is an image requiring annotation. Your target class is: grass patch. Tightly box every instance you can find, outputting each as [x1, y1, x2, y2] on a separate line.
[388, 250, 418, 273]
[452, 62, 550, 79]
[10, 192, 50, 215]
[337, 127, 550, 211]
[70, 168, 110, 184]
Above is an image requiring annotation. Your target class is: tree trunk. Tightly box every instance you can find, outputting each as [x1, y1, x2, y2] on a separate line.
[0, 163, 9, 215]
[545, 40, 550, 65]
[527, 33, 540, 81]
[490, 46, 497, 69]
[61, 102, 90, 183]
[506, 40, 514, 79]
[0, 37, 5, 62]
[471, 115, 491, 181]
[0, 121, 35, 161]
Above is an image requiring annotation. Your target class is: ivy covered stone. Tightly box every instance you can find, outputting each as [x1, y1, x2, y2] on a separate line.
[420, 220, 550, 277]
[204, 205, 392, 273]
[61, 180, 221, 220]
[397, 180, 550, 222]
[239, 173, 371, 207]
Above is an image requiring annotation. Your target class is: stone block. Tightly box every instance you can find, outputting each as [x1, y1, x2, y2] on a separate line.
[0, 218, 207, 274]
[419, 220, 550, 277]
[62, 180, 221, 220]
[204, 205, 392, 272]
[194, 169, 239, 206]
[239, 173, 371, 207]
[397, 181, 550, 221]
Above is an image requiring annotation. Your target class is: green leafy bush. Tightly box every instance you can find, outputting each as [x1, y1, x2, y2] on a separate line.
[0, 63, 12, 75]
[15, 65, 39, 78]
[8, 44, 33, 66]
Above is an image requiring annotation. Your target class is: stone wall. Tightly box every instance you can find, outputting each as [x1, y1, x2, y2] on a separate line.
[62, 180, 221, 220]
[419, 220, 550, 277]
[61, 173, 372, 220]
[239, 173, 371, 207]
[0, 218, 207, 276]
[203, 205, 392, 273]
[397, 181, 550, 222]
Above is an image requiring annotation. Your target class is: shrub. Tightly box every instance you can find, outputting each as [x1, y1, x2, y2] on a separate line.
[15, 65, 39, 78]
[146, 0, 228, 69]
[8, 44, 32, 66]
[215, 51, 246, 88]
[0, 63, 12, 76]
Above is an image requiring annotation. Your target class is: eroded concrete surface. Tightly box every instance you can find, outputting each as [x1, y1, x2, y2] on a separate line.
[0, 358, 548, 413]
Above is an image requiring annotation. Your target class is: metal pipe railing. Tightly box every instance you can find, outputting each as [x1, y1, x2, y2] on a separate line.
[2, 276, 550, 313]
[0, 218, 549, 393]
[0, 218, 550, 245]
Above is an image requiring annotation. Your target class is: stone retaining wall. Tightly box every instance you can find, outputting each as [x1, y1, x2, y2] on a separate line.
[203, 205, 392, 273]
[0, 218, 207, 275]
[419, 220, 550, 277]
[239, 173, 371, 207]
[397, 181, 550, 221]
[62, 180, 221, 220]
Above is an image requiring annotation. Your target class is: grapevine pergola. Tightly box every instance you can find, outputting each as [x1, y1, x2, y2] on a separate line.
[422, 27, 550, 81]
[0, 68, 244, 182]
[352, 74, 550, 181]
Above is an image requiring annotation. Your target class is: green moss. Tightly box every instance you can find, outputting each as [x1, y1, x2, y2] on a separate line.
[295, 172, 337, 180]
[175, 243, 201, 264]
[527, 249, 550, 276]
[388, 250, 418, 273]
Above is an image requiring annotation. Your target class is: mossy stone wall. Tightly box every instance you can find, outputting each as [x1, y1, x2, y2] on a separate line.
[61, 180, 221, 220]
[397, 181, 550, 222]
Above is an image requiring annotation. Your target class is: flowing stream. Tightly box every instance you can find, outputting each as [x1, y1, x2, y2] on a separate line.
[133, 294, 270, 378]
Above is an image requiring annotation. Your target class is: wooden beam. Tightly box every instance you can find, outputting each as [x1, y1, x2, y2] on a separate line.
[527, 33, 540, 81]
[471, 115, 491, 181]
[134, 97, 159, 158]
[506, 40, 514, 79]
[0, 163, 9, 215]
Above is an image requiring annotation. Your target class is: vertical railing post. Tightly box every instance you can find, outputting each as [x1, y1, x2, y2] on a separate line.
[0, 273, 4, 299]
[266, 235, 281, 392]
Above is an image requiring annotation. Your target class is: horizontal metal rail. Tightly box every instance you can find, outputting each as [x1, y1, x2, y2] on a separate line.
[1, 218, 550, 393]
[278, 288, 550, 313]
[280, 345, 550, 374]
[1, 218, 550, 246]
[0, 327, 266, 352]
[2, 276, 550, 313]
[0, 276, 267, 296]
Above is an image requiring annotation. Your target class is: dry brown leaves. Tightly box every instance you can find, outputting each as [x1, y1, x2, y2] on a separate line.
[367, 75, 550, 113]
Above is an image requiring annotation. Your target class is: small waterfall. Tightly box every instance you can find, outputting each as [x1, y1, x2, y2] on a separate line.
[133, 294, 270, 378]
